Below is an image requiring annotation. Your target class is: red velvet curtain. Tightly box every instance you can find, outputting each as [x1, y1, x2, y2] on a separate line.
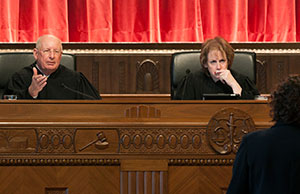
[0, 0, 299, 42]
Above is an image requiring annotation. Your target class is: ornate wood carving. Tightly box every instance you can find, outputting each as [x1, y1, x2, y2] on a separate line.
[124, 105, 161, 118]
[119, 61, 126, 93]
[120, 128, 206, 153]
[0, 129, 36, 153]
[92, 60, 100, 90]
[78, 131, 109, 151]
[207, 108, 256, 154]
[169, 158, 234, 166]
[0, 101, 273, 194]
[0, 158, 120, 166]
[75, 129, 119, 153]
[277, 59, 285, 83]
[256, 59, 267, 93]
[120, 171, 167, 194]
[37, 128, 76, 153]
[136, 59, 159, 93]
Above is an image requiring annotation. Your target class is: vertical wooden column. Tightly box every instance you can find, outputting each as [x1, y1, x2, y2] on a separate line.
[120, 159, 168, 194]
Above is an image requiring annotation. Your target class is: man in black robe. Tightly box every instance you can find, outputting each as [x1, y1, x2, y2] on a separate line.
[4, 34, 101, 100]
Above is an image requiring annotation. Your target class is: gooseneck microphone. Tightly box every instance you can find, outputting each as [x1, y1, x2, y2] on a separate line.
[61, 83, 96, 100]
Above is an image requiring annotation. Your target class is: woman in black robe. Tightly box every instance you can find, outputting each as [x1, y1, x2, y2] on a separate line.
[175, 36, 259, 100]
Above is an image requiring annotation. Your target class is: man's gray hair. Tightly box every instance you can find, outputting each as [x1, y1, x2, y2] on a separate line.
[36, 34, 63, 50]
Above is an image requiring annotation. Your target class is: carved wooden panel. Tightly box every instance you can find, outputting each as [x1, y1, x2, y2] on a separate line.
[37, 128, 76, 153]
[120, 128, 207, 154]
[256, 54, 300, 93]
[0, 166, 120, 194]
[120, 160, 168, 194]
[168, 166, 232, 194]
[120, 106, 255, 155]
[76, 55, 171, 94]
[0, 128, 119, 155]
[136, 59, 160, 93]
[75, 54, 300, 95]
[124, 105, 161, 118]
[0, 129, 36, 153]
[256, 59, 267, 93]
[207, 108, 256, 154]
[120, 171, 167, 194]
[75, 129, 119, 154]
[0, 100, 274, 194]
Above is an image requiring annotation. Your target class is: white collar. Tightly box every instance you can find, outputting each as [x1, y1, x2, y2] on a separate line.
[35, 64, 50, 78]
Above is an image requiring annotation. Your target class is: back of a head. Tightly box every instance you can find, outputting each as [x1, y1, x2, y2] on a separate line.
[270, 75, 300, 125]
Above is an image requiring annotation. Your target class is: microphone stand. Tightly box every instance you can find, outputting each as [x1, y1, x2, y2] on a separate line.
[61, 83, 96, 100]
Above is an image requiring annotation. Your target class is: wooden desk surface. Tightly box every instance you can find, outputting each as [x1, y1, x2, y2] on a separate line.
[0, 99, 273, 194]
[0, 99, 271, 122]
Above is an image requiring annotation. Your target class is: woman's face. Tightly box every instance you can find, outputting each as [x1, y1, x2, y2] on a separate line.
[204, 50, 228, 81]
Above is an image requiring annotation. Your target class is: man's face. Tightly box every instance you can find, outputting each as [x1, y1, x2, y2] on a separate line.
[33, 36, 62, 75]
[204, 50, 228, 81]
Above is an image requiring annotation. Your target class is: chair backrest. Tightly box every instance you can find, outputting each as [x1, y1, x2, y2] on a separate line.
[0, 52, 76, 97]
[170, 51, 256, 99]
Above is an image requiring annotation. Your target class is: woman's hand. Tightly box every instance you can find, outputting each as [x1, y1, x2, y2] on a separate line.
[216, 69, 242, 95]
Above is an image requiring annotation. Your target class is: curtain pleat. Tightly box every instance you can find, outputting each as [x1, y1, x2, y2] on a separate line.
[160, 0, 203, 42]
[18, 0, 68, 42]
[200, 0, 248, 41]
[248, 0, 296, 42]
[68, 0, 112, 42]
[0, 0, 19, 42]
[0, 0, 299, 42]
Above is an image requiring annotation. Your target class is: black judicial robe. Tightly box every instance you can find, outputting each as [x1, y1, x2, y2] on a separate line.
[227, 122, 300, 194]
[4, 63, 101, 100]
[175, 69, 259, 100]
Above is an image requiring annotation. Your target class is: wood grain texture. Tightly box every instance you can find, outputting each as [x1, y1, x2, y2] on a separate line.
[169, 166, 232, 194]
[121, 160, 168, 171]
[120, 171, 167, 194]
[0, 166, 119, 194]
[0, 100, 273, 194]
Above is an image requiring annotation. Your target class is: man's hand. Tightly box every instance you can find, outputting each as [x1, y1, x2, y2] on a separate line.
[28, 67, 47, 98]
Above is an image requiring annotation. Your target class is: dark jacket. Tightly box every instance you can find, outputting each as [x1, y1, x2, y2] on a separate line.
[227, 122, 300, 194]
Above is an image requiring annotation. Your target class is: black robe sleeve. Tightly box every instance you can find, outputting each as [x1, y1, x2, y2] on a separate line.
[4, 65, 35, 99]
[78, 72, 101, 100]
[232, 71, 260, 99]
[174, 72, 197, 100]
[4, 64, 101, 100]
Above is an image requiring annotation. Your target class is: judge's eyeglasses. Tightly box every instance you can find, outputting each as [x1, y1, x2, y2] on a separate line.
[37, 49, 62, 56]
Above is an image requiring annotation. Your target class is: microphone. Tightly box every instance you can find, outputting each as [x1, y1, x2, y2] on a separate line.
[61, 83, 96, 100]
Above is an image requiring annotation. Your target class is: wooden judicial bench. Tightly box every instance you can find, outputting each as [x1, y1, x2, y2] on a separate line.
[0, 98, 273, 194]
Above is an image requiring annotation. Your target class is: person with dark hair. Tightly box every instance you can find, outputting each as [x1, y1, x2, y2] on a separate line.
[175, 36, 259, 99]
[226, 75, 300, 194]
[4, 34, 101, 99]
